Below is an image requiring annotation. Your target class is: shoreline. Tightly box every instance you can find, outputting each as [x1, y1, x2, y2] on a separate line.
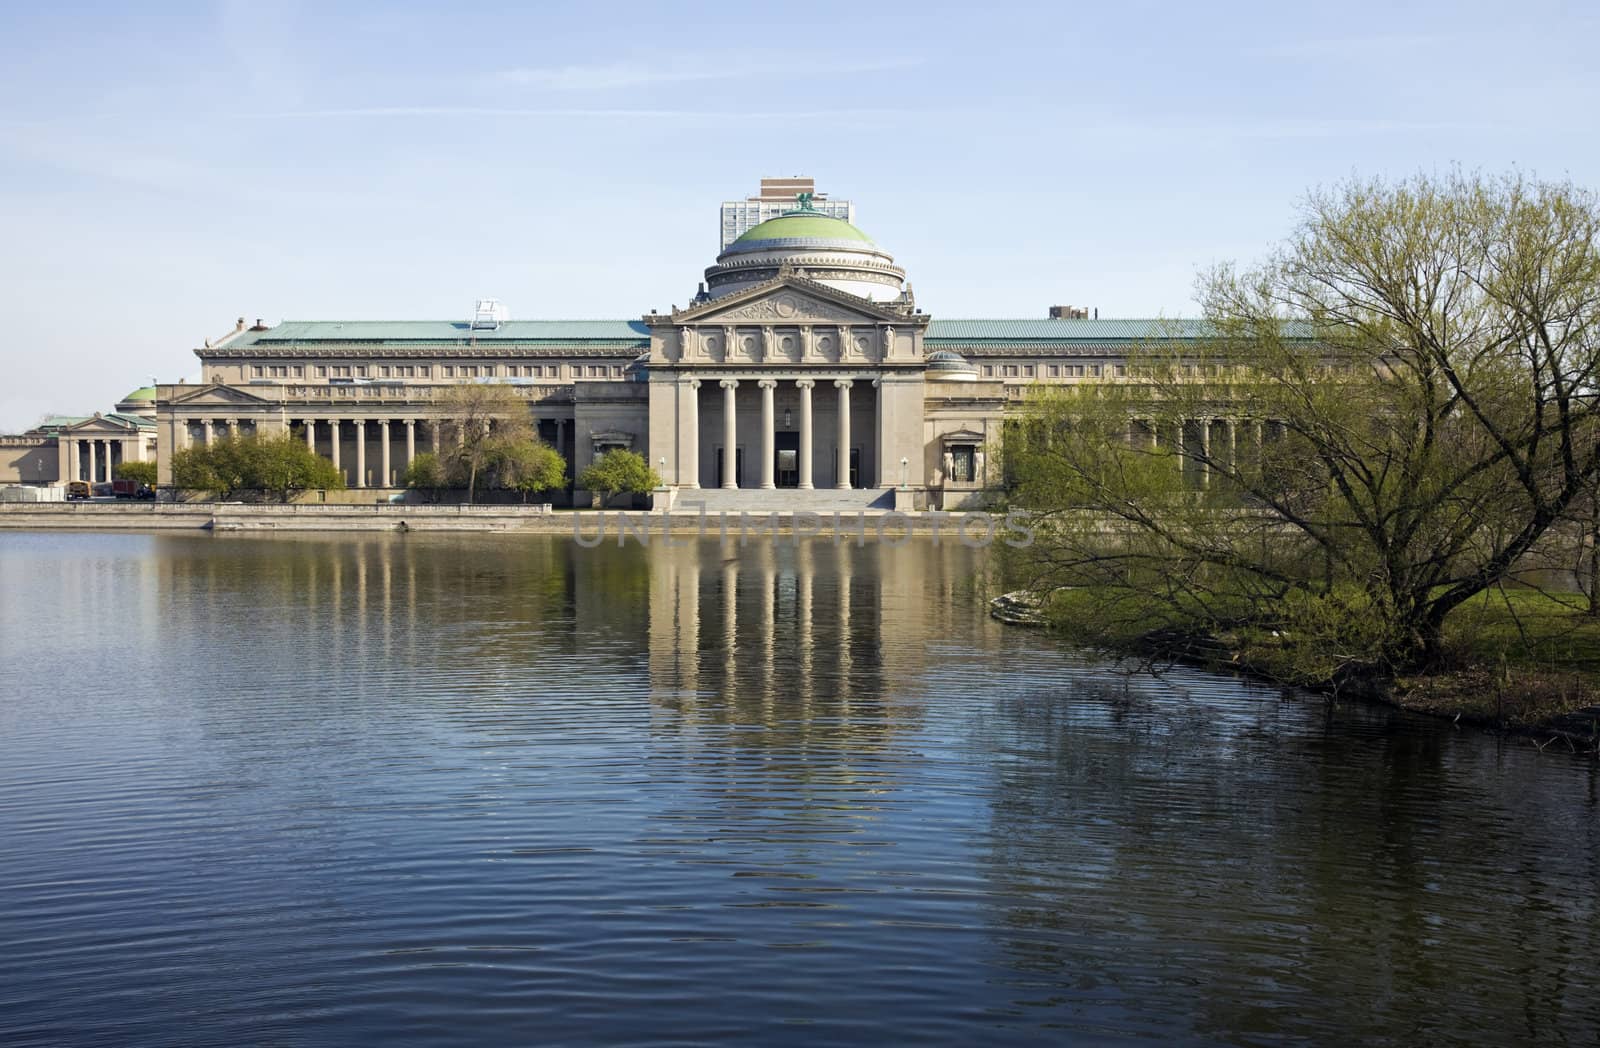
[1137, 630, 1600, 753]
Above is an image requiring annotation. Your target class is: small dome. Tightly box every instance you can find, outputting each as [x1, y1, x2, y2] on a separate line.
[122, 386, 156, 401]
[626, 351, 650, 382]
[926, 350, 978, 381]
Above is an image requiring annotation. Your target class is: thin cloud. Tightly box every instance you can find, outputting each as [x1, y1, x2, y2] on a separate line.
[1245, 33, 1468, 60]
[234, 105, 923, 121]
[492, 56, 920, 90]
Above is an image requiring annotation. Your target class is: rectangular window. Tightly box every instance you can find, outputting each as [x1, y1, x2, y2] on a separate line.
[1116, 364, 1127, 377]
[379, 365, 391, 377]
[1004, 364, 1019, 377]
[612, 366, 623, 377]
[982, 365, 994, 377]
[1023, 365, 1035, 377]
[315, 365, 327, 377]
[252, 365, 264, 377]
[1047, 364, 1060, 377]
[419, 366, 431, 377]
[1091, 364, 1102, 377]
[443, 365, 455, 377]
[293, 365, 304, 377]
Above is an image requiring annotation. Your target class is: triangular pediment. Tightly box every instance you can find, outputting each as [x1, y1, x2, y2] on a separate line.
[62, 415, 139, 434]
[167, 384, 277, 407]
[671, 274, 916, 327]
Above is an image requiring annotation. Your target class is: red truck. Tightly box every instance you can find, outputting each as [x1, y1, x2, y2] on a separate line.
[111, 479, 155, 500]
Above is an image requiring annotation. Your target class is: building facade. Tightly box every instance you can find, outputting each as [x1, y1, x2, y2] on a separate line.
[152, 201, 1238, 508]
[0, 389, 158, 487]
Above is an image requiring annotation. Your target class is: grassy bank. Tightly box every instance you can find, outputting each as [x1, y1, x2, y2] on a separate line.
[1039, 586, 1600, 750]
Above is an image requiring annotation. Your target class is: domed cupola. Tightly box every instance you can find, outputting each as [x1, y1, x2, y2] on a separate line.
[704, 203, 906, 302]
[926, 350, 978, 381]
[115, 386, 159, 418]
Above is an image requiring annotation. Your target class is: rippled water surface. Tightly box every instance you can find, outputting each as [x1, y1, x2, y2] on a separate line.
[1, 531, 1597, 1046]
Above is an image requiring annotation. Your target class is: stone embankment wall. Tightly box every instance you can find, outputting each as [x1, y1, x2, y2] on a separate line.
[0, 502, 1033, 539]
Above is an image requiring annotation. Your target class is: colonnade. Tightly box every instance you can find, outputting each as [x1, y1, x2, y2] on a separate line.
[180, 415, 573, 489]
[1138, 416, 1277, 486]
[700, 376, 857, 490]
[62, 437, 139, 483]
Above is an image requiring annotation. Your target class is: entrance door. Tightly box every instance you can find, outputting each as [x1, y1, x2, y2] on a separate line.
[849, 447, 861, 488]
[775, 431, 799, 488]
[715, 447, 745, 487]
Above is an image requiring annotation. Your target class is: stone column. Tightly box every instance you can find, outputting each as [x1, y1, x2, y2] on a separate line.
[354, 420, 367, 488]
[685, 379, 701, 488]
[758, 379, 777, 489]
[431, 420, 441, 455]
[379, 420, 391, 487]
[554, 419, 564, 462]
[796, 379, 814, 490]
[88, 439, 98, 483]
[304, 420, 315, 451]
[1200, 418, 1212, 488]
[330, 419, 341, 474]
[405, 419, 416, 471]
[202, 419, 214, 446]
[834, 379, 853, 489]
[720, 379, 739, 489]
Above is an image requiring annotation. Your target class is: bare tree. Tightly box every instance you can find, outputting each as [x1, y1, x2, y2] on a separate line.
[1007, 172, 1600, 679]
[436, 383, 534, 503]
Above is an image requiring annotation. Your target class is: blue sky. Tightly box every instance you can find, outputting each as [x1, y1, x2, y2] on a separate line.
[2, 0, 1597, 429]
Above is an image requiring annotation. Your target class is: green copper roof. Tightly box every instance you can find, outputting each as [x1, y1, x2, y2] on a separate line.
[121, 386, 157, 401]
[734, 212, 874, 245]
[926, 318, 1316, 341]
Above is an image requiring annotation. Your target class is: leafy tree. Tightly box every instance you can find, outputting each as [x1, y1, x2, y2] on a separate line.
[113, 460, 157, 487]
[169, 434, 343, 501]
[1006, 171, 1600, 679]
[493, 439, 567, 502]
[578, 449, 660, 508]
[436, 383, 534, 503]
[250, 435, 343, 501]
[402, 452, 448, 502]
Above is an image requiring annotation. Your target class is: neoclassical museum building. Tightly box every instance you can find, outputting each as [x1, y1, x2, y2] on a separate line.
[143, 200, 1215, 509]
[0, 199, 1229, 506]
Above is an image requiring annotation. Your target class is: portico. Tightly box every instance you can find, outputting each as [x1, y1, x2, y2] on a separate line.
[675, 372, 869, 490]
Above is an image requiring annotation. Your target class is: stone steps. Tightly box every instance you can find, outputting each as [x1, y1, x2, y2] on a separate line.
[670, 487, 896, 514]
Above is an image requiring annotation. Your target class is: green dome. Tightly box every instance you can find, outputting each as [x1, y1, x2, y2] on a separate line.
[734, 211, 875, 245]
[121, 386, 157, 401]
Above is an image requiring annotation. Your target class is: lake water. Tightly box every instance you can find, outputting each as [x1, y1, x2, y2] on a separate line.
[1, 531, 1596, 1046]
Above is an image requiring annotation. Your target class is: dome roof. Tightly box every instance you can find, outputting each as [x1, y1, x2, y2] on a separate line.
[121, 386, 156, 402]
[926, 350, 978, 381]
[728, 211, 875, 251]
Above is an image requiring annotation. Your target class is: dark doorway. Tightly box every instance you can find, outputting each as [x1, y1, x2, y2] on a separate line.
[850, 447, 861, 488]
[775, 431, 799, 487]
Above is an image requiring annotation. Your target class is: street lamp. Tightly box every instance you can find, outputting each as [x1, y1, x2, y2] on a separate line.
[900, 456, 909, 489]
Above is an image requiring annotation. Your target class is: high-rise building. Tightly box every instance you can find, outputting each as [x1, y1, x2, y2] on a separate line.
[719, 177, 855, 249]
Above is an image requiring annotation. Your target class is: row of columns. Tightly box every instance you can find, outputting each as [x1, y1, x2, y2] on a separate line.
[1141, 417, 1275, 487]
[182, 416, 574, 489]
[64, 438, 132, 482]
[706, 377, 854, 490]
[300, 418, 438, 489]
